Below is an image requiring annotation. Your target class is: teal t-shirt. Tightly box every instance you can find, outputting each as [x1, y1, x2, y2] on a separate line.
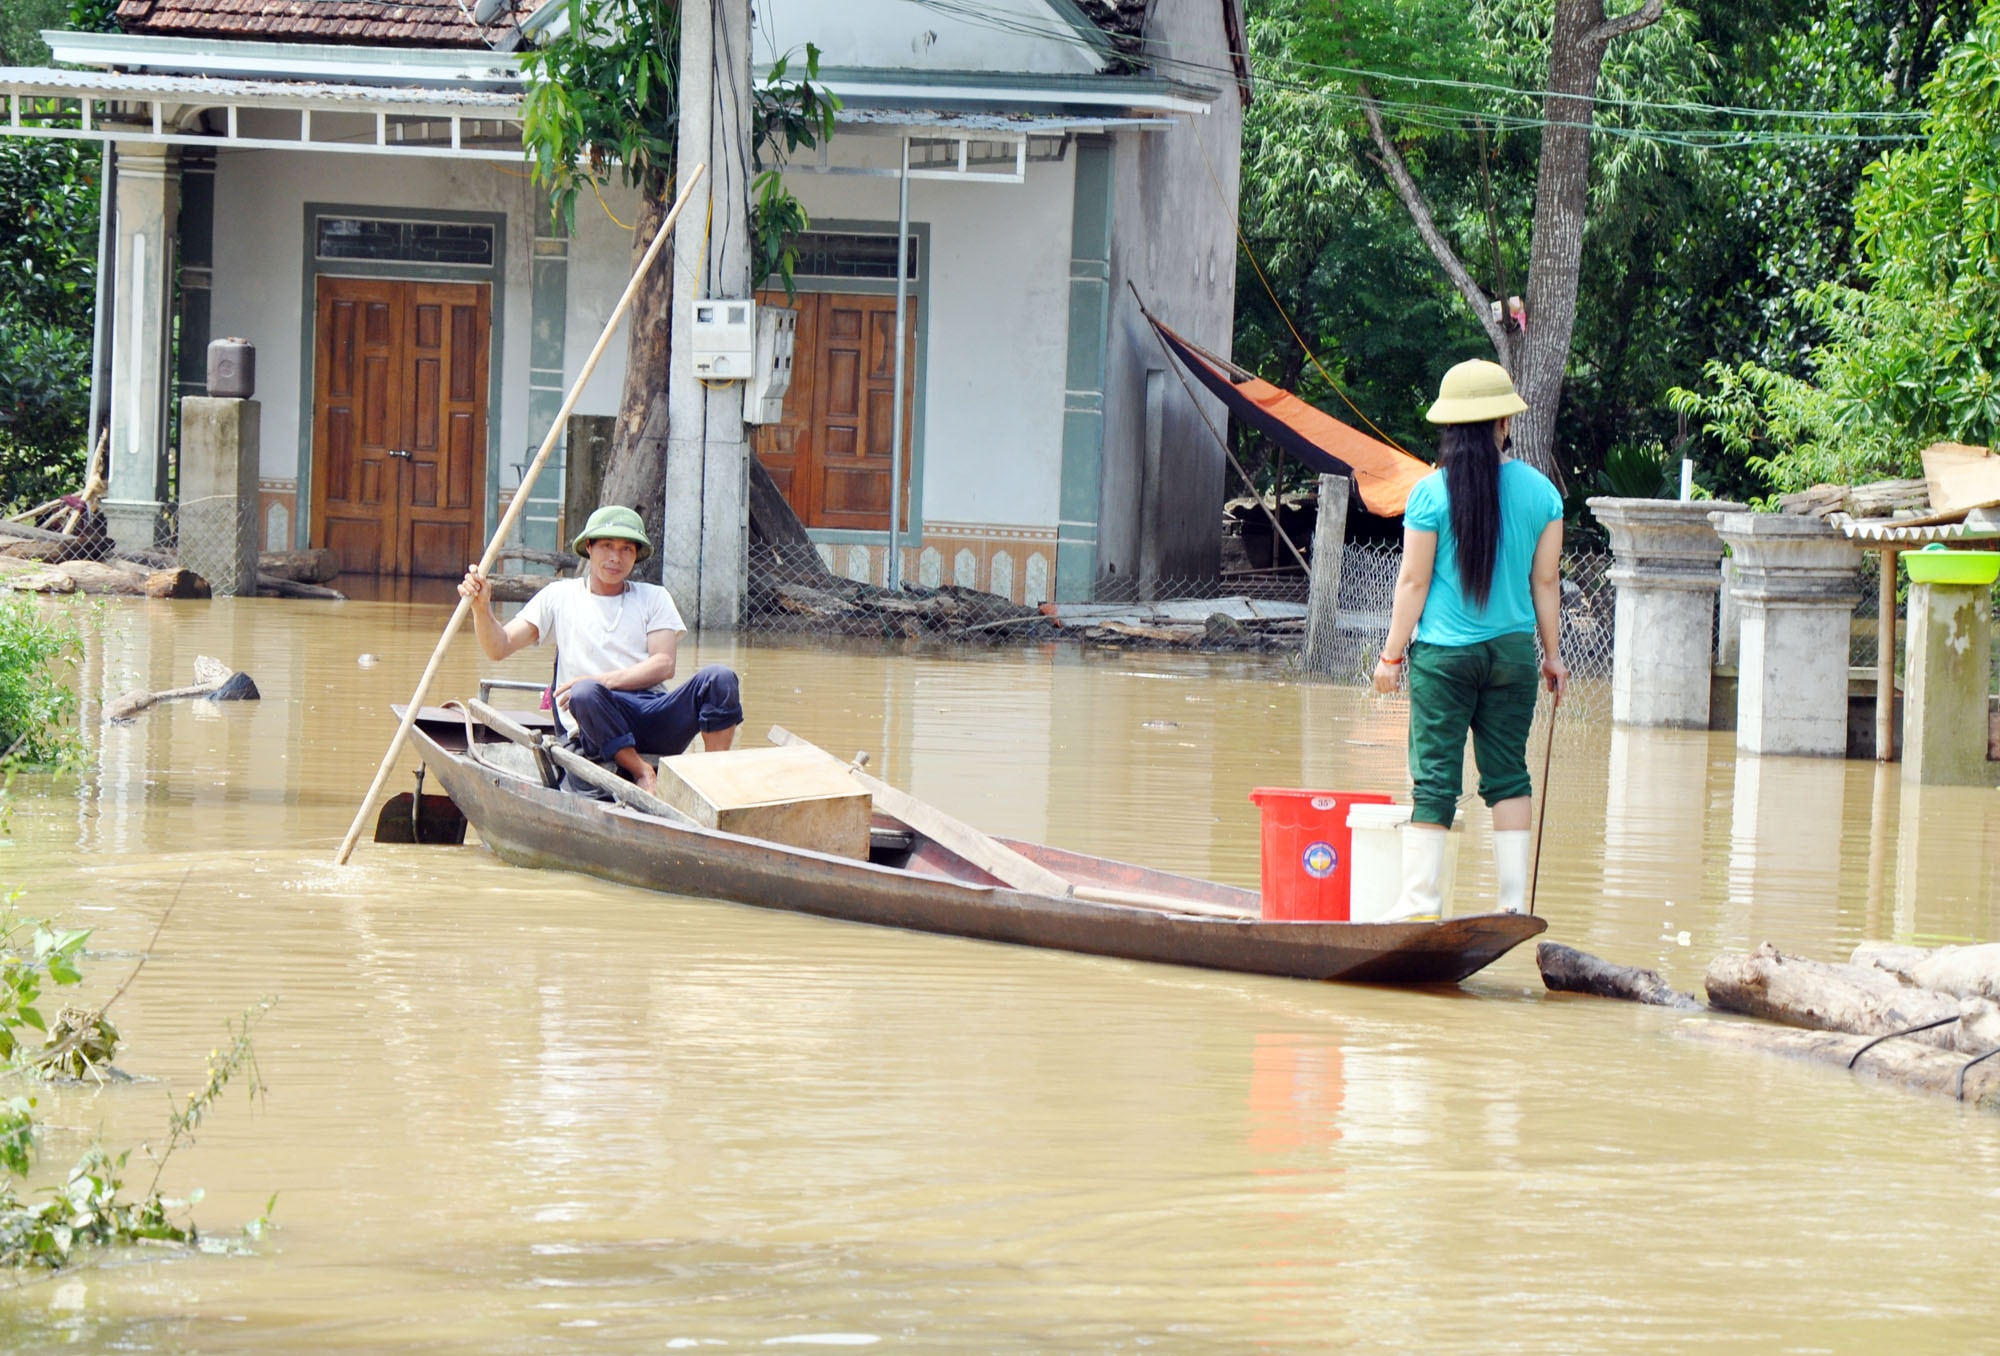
[1404, 459, 1563, 646]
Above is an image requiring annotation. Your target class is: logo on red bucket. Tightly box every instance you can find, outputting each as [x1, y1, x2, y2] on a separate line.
[1310, 795, 1337, 811]
[1302, 842, 1337, 878]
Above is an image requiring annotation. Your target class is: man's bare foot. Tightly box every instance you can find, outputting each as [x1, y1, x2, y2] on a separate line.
[632, 765, 658, 795]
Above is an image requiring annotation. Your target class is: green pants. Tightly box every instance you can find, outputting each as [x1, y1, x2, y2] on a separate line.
[1406, 632, 1539, 828]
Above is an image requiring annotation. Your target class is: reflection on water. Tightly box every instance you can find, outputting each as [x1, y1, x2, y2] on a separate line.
[0, 598, 1997, 1351]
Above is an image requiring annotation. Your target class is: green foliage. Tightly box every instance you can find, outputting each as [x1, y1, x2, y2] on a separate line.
[0, 908, 90, 1064]
[0, 138, 99, 510]
[0, 889, 275, 1270]
[750, 47, 839, 300]
[520, 2, 838, 296]
[1233, 0, 1483, 472]
[1596, 440, 1676, 498]
[0, 0, 70, 66]
[0, 596, 82, 769]
[0, 1149, 195, 1266]
[521, 0, 681, 220]
[1670, 1, 2000, 492]
[0, 0, 108, 510]
[1233, 0, 1979, 502]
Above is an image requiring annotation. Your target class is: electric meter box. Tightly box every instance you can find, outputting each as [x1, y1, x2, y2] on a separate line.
[745, 306, 797, 425]
[691, 299, 756, 379]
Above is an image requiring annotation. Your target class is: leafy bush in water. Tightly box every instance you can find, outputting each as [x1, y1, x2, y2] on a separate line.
[0, 892, 274, 1268]
[0, 596, 81, 767]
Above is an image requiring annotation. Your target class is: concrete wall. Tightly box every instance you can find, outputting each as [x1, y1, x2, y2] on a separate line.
[1100, 0, 1245, 588]
[772, 135, 1076, 533]
[208, 136, 539, 547]
[755, 0, 1100, 75]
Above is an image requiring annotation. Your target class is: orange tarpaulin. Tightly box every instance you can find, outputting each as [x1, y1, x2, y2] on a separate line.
[1151, 317, 1434, 517]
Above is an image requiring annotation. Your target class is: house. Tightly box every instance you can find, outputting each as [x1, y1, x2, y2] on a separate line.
[0, 0, 1248, 606]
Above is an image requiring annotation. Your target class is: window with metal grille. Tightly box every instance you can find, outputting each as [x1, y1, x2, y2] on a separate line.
[788, 232, 918, 281]
[315, 217, 496, 267]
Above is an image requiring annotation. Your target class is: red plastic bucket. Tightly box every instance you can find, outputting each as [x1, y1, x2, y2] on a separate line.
[1247, 788, 1393, 921]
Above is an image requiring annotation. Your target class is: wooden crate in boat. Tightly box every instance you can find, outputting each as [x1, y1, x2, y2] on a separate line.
[653, 744, 872, 859]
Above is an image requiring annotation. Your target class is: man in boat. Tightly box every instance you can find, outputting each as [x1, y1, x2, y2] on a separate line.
[457, 505, 742, 795]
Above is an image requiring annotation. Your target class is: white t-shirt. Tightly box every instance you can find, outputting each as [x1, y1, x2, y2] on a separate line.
[513, 578, 686, 725]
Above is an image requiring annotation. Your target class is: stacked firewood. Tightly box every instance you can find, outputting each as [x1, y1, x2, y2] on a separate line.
[1777, 477, 1931, 521]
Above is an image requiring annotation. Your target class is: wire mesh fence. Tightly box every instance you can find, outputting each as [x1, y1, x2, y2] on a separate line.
[739, 537, 1621, 714]
[155, 497, 264, 595]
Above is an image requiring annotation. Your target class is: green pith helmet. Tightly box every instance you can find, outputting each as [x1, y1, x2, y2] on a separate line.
[572, 504, 654, 561]
[1425, 359, 1529, 424]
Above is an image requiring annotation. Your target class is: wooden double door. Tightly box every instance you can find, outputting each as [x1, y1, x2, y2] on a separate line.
[753, 290, 916, 531]
[311, 277, 490, 577]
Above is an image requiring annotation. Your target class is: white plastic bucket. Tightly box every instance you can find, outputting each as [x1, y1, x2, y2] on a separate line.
[1344, 804, 1459, 922]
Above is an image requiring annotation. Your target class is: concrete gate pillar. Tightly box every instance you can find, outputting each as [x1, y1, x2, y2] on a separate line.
[1902, 580, 1995, 786]
[177, 396, 259, 596]
[104, 141, 180, 552]
[1588, 497, 1747, 728]
[1711, 512, 1863, 756]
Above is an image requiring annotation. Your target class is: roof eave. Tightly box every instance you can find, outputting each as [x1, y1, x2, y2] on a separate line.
[43, 29, 522, 89]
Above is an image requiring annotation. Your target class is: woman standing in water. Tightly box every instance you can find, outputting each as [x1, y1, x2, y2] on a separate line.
[1371, 360, 1568, 918]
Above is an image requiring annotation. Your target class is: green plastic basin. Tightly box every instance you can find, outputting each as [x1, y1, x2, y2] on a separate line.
[1903, 543, 2000, 586]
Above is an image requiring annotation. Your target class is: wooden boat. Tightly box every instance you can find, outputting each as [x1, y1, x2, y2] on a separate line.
[395, 703, 1545, 985]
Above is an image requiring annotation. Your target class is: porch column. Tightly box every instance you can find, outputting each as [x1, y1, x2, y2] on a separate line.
[1588, 497, 1746, 728]
[104, 142, 180, 552]
[1055, 135, 1114, 602]
[1711, 512, 1863, 756]
[1902, 579, 1995, 786]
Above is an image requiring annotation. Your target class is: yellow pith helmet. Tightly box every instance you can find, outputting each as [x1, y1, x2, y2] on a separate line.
[1425, 359, 1528, 424]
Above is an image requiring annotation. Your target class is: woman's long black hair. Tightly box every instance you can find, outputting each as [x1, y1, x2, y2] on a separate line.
[1439, 419, 1503, 609]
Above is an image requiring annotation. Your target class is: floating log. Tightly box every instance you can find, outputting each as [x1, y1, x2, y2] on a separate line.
[1705, 942, 1964, 1048]
[258, 548, 341, 584]
[254, 572, 344, 600]
[1536, 942, 1702, 1008]
[1678, 1019, 2000, 1110]
[104, 655, 246, 722]
[1853, 940, 2000, 1002]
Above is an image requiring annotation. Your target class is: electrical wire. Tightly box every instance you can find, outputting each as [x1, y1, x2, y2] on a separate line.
[898, 0, 1929, 146]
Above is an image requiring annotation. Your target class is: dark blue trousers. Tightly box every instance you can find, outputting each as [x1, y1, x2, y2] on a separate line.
[564, 665, 743, 761]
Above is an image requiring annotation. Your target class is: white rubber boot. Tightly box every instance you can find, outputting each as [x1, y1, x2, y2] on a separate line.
[1383, 826, 1449, 922]
[1494, 829, 1532, 915]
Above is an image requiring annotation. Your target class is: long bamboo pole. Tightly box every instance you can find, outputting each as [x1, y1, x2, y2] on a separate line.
[334, 166, 707, 865]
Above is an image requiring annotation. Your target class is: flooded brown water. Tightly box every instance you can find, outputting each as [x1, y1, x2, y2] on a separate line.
[3, 597, 1999, 1352]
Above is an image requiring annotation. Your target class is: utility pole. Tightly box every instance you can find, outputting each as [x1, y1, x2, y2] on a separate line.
[663, 0, 754, 629]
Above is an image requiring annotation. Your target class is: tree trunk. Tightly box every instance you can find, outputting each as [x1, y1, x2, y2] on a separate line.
[1853, 939, 2000, 1002]
[1536, 941, 1700, 1008]
[1677, 1019, 2000, 1112]
[1704, 942, 1966, 1048]
[598, 177, 674, 582]
[1512, 0, 1664, 488]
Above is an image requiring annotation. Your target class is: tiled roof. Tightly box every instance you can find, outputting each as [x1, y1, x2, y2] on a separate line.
[110, 1, 1169, 55]
[112, 0, 528, 49]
